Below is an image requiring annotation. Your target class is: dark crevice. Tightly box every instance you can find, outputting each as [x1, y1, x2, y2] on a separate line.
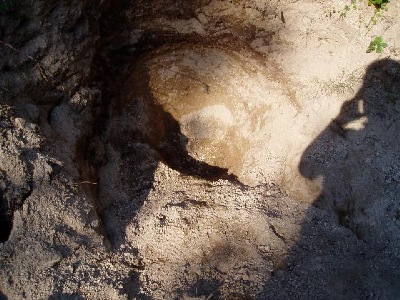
[0, 149, 34, 243]
[269, 223, 286, 243]
[165, 199, 209, 209]
[71, 1, 135, 249]
[0, 212, 13, 243]
[0, 173, 33, 243]
[74, 135, 112, 249]
[336, 209, 365, 242]
[123, 271, 151, 300]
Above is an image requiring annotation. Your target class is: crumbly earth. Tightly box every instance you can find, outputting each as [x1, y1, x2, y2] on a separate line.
[1, 0, 400, 299]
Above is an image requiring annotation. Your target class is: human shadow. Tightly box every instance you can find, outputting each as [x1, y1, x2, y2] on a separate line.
[0, 289, 7, 300]
[260, 59, 400, 298]
[96, 56, 239, 250]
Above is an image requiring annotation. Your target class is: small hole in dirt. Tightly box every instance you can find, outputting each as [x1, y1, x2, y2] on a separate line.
[0, 174, 12, 243]
[0, 210, 12, 243]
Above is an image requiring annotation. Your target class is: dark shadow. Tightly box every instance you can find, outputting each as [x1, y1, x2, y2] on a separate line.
[181, 276, 252, 299]
[122, 270, 152, 300]
[49, 292, 85, 300]
[0, 149, 35, 243]
[0, 289, 8, 300]
[260, 59, 400, 298]
[300, 58, 400, 240]
[0, 182, 13, 243]
[185, 278, 223, 299]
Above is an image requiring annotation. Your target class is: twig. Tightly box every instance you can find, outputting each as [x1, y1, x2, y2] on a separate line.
[73, 180, 98, 185]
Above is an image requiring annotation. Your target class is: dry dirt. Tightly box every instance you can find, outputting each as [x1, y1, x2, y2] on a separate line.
[1, 0, 400, 299]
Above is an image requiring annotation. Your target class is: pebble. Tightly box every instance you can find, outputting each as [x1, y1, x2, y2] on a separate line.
[14, 117, 37, 131]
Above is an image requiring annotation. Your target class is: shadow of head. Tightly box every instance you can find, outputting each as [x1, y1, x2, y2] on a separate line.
[300, 58, 400, 181]
[260, 59, 400, 299]
[335, 58, 400, 128]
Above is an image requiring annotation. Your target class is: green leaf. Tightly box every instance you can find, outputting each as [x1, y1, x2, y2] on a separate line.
[368, 0, 390, 9]
[367, 36, 388, 53]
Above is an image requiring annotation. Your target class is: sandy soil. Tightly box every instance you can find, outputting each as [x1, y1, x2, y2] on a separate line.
[1, 0, 400, 299]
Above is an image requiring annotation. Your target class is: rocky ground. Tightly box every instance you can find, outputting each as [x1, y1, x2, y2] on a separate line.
[1, 0, 400, 299]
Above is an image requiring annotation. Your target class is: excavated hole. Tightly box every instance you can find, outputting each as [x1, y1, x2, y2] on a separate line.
[110, 43, 295, 183]
[76, 38, 297, 248]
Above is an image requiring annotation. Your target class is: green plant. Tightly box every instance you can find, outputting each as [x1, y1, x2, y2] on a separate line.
[367, 36, 388, 53]
[366, 0, 390, 29]
[339, 5, 351, 18]
[339, 0, 391, 53]
[368, 0, 390, 10]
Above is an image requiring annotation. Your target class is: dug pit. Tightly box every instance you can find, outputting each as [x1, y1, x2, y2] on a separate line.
[111, 44, 298, 185]
[95, 43, 299, 249]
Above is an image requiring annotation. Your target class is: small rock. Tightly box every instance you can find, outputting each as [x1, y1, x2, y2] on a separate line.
[242, 274, 250, 281]
[197, 13, 208, 24]
[14, 117, 37, 131]
[69, 87, 101, 113]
